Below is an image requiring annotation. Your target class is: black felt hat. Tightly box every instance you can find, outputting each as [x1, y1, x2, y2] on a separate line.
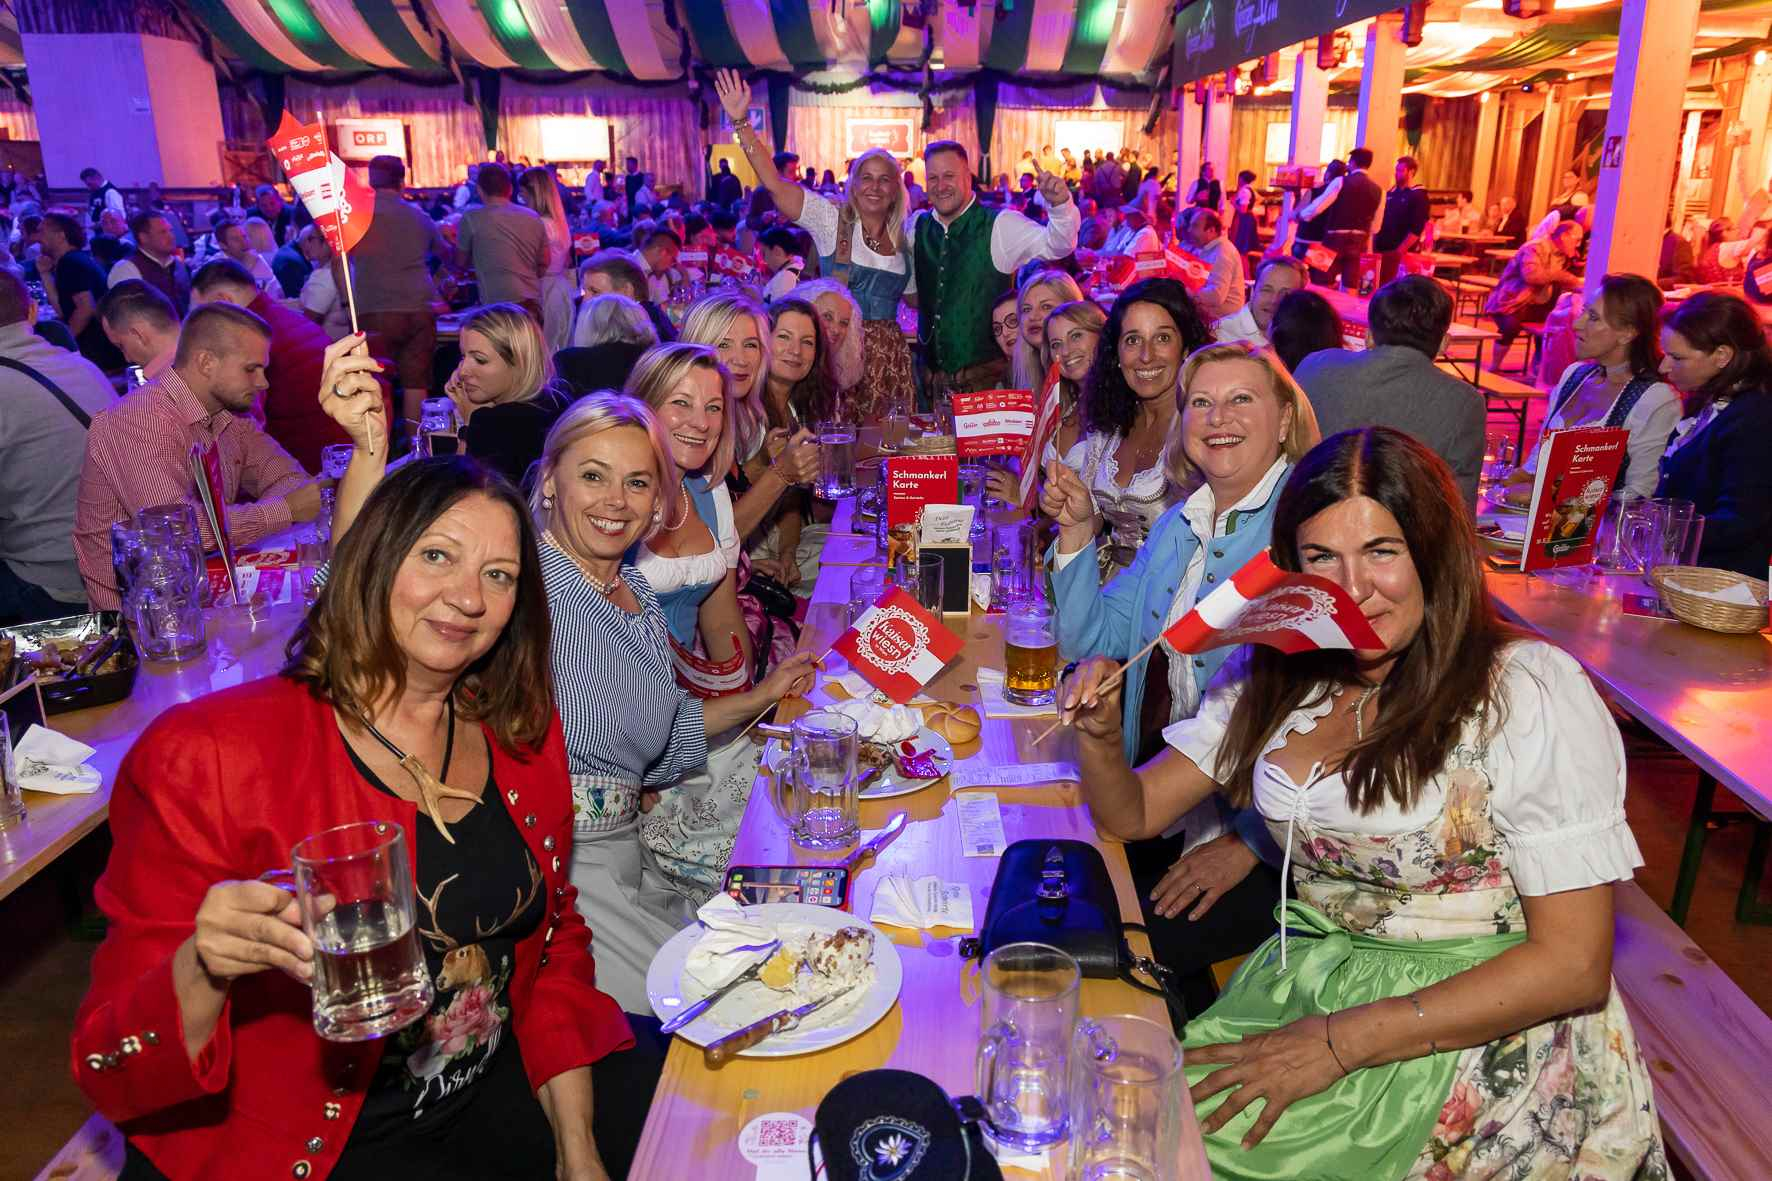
[811, 1069, 1005, 1181]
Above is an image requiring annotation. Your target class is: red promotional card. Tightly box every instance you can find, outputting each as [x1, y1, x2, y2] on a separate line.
[1132, 251, 1168, 278]
[1517, 426, 1629, 572]
[831, 586, 965, 703]
[952, 389, 1036, 458]
[1341, 321, 1369, 350]
[189, 443, 239, 605]
[1356, 252, 1380, 296]
[1304, 243, 1337, 272]
[885, 454, 958, 528]
[713, 246, 757, 278]
[1102, 255, 1136, 287]
[679, 249, 709, 267]
[1165, 245, 1210, 292]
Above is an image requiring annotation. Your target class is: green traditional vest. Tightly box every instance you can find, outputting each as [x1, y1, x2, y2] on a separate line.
[913, 200, 1008, 373]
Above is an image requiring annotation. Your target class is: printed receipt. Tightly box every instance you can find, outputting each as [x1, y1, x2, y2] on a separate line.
[955, 792, 1007, 858]
[949, 761, 1079, 790]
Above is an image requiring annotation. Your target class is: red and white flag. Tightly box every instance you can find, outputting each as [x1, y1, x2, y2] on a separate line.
[1165, 245, 1211, 293]
[831, 586, 965, 704]
[952, 388, 1035, 458]
[266, 113, 374, 255]
[1132, 250, 1169, 278]
[713, 245, 758, 279]
[1018, 362, 1063, 510]
[1304, 242, 1337, 273]
[1160, 552, 1384, 655]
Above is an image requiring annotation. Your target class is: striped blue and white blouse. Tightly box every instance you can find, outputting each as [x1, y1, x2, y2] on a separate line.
[539, 540, 708, 787]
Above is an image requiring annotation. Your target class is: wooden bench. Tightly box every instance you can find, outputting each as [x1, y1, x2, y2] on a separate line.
[1454, 272, 1496, 322]
[1435, 360, 1542, 453]
[1612, 879, 1772, 1181]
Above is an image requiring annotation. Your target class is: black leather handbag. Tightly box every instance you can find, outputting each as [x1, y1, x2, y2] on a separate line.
[960, 838, 1187, 1028]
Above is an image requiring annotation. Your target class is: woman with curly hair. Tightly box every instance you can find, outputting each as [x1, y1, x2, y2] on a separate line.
[1048, 277, 1212, 576]
[791, 278, 866, 409]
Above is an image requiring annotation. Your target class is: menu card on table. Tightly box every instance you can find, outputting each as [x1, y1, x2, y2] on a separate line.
[189, 442, 239, 605]
[884, 454, 958, 527]
[1516, 426, 1629, 572]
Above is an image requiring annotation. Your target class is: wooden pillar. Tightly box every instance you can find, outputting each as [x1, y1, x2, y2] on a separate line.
[1277, 43, 1330, 247]
[1177, 87, 1203, 216]
[1585, 0, 1702, 303]
[1469, 92, 1501, 212]
[1727, 52, 1772, 220]
[1527, 84, 1569, 225]
[1205, 85, 1233, 193]
[1357, 14, 1405, 176]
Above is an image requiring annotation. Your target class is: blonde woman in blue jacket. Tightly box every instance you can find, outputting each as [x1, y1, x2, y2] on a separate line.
[1045, 342, 1319, 1015]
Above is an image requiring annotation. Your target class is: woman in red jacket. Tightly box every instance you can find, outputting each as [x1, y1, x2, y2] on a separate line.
[72, 455, 646, 1180]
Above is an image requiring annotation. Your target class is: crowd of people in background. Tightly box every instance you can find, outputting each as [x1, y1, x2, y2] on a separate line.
[12, 82, 1765, 1181]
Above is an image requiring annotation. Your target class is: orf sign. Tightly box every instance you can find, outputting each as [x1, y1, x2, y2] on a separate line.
[845, 117, 916, 158]
[335, 118, 408, 165]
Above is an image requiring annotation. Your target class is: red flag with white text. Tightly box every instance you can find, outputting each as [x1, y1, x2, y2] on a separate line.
[265, 113, 374, 254]
[1161, 552, 1385, 655]
[1165, 245, 1210, 293]
[831, 586, 966, 704]
[1018, 362, 1063, 510]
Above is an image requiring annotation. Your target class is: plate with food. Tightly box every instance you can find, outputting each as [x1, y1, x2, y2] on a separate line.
[646, 898, 902, 1058]
[763, 696, 958, 799]
[1475, 519, 1526, 558]
[1, 611, 138, 714]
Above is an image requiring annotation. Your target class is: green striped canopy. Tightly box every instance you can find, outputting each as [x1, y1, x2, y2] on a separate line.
[181, 0, 1176, 80]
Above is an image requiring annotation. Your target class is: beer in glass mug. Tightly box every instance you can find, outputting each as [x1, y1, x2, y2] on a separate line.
[1003, 602, 1058, 706]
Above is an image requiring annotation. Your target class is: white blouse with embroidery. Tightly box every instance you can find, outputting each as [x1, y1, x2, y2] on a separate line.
[1161, 640, 1644, 897]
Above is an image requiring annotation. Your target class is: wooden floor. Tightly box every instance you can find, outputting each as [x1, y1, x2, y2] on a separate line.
[11, 361, 1766, 1178]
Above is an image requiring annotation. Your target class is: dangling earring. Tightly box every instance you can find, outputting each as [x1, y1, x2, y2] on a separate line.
[542, 494, 554, 509]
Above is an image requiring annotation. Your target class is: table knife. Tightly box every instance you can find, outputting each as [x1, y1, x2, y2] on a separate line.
[661, 939, 780, 1034]
[702, 984, 860, 1067]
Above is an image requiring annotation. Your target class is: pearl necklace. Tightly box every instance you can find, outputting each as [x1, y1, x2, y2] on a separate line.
[542, 530, 624, 598]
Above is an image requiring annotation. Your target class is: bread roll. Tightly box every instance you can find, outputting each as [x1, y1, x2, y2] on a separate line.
[920, 702, 981, 744]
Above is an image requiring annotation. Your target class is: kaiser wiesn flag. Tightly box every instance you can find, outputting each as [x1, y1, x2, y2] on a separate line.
[1161, 551, 1384, 654]
[266, 113, 375, 257]
[832, 586, 966, 704]
[1165, 244, 1211, 293]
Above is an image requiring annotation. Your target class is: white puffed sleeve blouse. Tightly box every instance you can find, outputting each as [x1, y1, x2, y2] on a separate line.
[1161, 640, 1645, 896]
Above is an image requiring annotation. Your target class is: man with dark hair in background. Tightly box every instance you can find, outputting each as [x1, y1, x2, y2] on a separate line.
[579, 249, 674, 343]
[352, 154, 447, 428]
[75, 301, 328, 608]
[1298, 146, 1384, 290]
[1374, 154, 1431, 285]
[107, 211, 190, 315]
[456, 161, 548, 320]
[254, 183, 295, 245]
[709, 156, 744, 209]
[36, 211, 124, 371]
[80, 167, 125, 222]
[99, 280, 181, 381]
[748, 150, 800, 222]
[0, 268, 117, 622]
[624, 155, 646, 215]
[1293, 274, 1485, 506]
[639, 227, 683, 304]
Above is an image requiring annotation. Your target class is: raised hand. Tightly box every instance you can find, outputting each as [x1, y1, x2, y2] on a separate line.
[1037, 169, 1072, 208]
[316, 332, 387, 457]
[714, 69, 752, 127]
[1040, 460, 1097, 532]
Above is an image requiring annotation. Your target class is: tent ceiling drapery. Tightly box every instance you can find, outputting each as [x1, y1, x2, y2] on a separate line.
[172, 0, 1175, 81]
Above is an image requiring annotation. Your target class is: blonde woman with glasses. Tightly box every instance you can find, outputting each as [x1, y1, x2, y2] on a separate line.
[715, 69, 917, 422]
[444, 302, 572, 486]
[680, 290, 821, 541]
[517, 166, 575, 353]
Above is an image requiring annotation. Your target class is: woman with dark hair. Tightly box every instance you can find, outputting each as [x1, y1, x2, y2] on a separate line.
[1060, 427, 1667, 1180]
[1186, 162, 1223, 213]
[1503, 273, 1679, 502]
[1049, 277, 1212, 575]
[751, 297, 836, 594]
[1229, 169, 1261, 257]
[73, 452, 653, 1180]
[1656, 290, 1772, 576]
[989, 287, 1020, 361]
[1267, 289, 1346, 375]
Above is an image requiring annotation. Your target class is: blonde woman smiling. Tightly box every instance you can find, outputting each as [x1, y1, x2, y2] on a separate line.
[444, 302, 571, 486]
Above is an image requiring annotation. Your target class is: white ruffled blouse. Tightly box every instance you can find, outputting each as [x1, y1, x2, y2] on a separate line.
[1162, 639, 1644, 897]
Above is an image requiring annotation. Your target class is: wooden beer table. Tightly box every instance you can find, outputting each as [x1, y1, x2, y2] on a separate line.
[630, 505, 1209, 1178]
[1482, 566, 1772, 924]
[0, 597, 309, 903]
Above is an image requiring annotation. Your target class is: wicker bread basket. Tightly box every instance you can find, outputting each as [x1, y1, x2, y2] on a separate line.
[1648, 566, 1769, 634]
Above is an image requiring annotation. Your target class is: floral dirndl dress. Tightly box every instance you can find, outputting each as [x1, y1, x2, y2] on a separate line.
[1185, 721, 1669, 1181]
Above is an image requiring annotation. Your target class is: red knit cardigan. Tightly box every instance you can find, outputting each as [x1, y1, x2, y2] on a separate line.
[70, 674, 634, 1180]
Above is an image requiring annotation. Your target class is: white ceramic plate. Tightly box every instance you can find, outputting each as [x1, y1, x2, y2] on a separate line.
[763, 726, 954, 800]
[645, 904, 902, 1057]
[1486, 498, 1529, 515]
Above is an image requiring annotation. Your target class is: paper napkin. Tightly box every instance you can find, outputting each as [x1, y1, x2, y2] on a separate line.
[12, 723, 101, 795]
[974, 667, 1057, 719]
[869, 874, 974, 931]
[681, 893, 778, 992]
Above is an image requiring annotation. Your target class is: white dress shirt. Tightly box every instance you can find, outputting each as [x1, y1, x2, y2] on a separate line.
[907, 195, 1080, 277]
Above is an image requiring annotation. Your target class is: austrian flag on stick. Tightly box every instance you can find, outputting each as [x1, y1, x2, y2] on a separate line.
[265, 113, 374, 255]
[832, 587, 966, 704]
[1161, 552, 1385, 655]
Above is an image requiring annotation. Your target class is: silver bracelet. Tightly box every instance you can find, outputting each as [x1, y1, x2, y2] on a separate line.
[1406, 992, 1440, 1054]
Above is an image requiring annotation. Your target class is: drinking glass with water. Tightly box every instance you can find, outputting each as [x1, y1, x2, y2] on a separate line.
[814, 423, 855, 499]
[263, 820, 433, 1042]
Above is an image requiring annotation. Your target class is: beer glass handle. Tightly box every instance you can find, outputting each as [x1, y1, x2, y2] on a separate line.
[975, 1022, 1009, 1114]
[770, 748, 807, 829]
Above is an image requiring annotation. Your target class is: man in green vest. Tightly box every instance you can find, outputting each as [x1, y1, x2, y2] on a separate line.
[911, 140, 1079, 406]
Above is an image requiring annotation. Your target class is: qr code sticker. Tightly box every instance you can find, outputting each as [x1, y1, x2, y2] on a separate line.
[738, 1111, 812, 1163]
[757, 1119, 800, 1148]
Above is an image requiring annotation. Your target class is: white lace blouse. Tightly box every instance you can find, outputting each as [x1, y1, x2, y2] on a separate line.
[633, 482, 740, 596]
[1161, 640, 1644, 896]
